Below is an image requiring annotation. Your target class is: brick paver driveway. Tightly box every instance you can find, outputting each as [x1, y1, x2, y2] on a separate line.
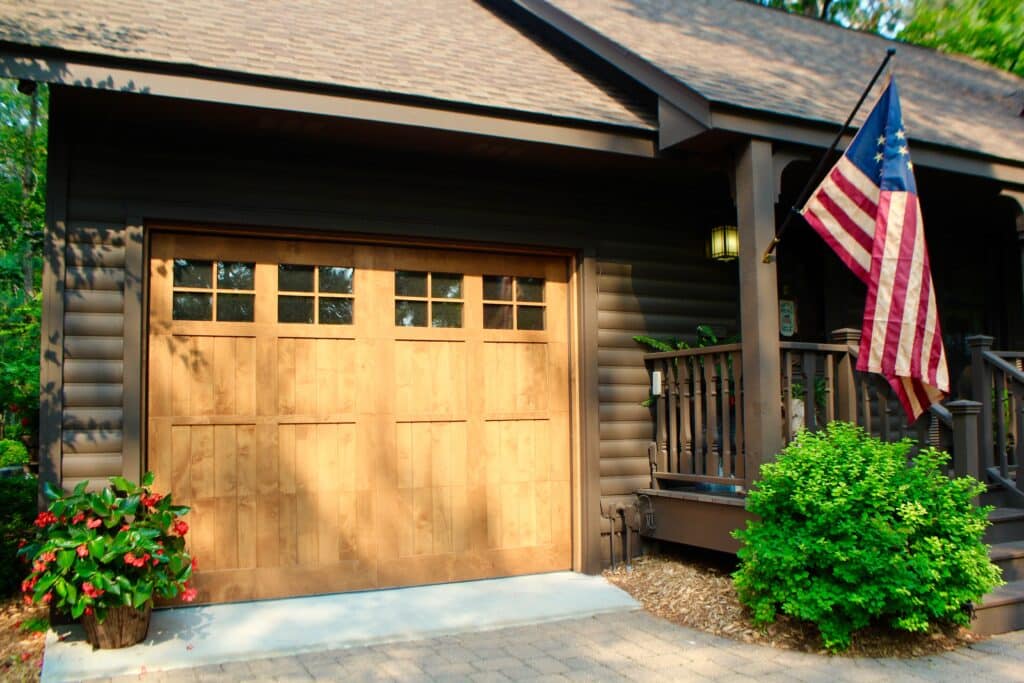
[96, 610, 1024, 682]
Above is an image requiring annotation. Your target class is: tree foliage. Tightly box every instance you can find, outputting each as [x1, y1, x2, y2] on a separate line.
[0, 79, 47, 440]
[752, 0, 1024, 78]
[900, 0, 1024, 77]
[752, 0, 907, 35]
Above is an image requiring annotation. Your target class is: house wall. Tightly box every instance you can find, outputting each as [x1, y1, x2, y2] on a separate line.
[42, 87, 739, 568]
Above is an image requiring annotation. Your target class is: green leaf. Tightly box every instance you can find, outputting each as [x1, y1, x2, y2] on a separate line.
[101, 487, 116, 507]
[133, 582, 152, 609]
[56, 549, 75, 571]
[42, 480, 62, 500]
[109, 476, 133, 493]
[142, 472, 155, 487]
[73, 480, 88, 496]
[70, 600, 86, 619]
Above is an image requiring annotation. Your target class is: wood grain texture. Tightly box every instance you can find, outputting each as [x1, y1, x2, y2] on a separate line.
[148, 234, 572, 603]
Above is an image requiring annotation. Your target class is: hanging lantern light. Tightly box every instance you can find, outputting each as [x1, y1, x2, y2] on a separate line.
[707, 224, 739, 262]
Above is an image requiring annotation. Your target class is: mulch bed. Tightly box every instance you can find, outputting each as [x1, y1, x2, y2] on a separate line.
[604, 548, 981, 657]
[0, 596, 46, 682]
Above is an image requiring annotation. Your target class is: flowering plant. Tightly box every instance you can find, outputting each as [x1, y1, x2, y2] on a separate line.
[18, 472, 196, 621]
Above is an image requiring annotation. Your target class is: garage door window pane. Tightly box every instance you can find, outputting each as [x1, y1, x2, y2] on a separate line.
[173, 259, 212, 288]
[279, 264, 314, 292]
[217, 293, 255, 322]
[395, 300, 427, 327]
[217, 262, 255, 290]
[395, 271, 427, 297]
[484, 304, 513, 329]
[279, 296, 314, 323]
[319, 298, 353, 325]
[173, 292, 212, 320]
[432, 302, 463, 328]
[517, 306, 545, 330]
[431, 273, 463, 299]
[319, 266, 354, 294]
[483, 275, 513, 301]
[517, 277, 545, 303]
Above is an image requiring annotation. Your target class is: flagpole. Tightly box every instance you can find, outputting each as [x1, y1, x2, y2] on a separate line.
[761, 47, 896, 264]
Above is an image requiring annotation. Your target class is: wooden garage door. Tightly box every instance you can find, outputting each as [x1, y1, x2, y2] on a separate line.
[147, 233, 572, 603]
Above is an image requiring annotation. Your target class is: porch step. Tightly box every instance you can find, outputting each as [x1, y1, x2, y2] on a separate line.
[989, 541, 1024, 583]
[973, 580, 1024, 635]
[984, 507, 1024, 545]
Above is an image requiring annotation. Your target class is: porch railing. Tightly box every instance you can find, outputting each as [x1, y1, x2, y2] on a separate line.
[643, 332, 861, 491]
[644, 343, 746, 490]
[970, 336, 1024, 503]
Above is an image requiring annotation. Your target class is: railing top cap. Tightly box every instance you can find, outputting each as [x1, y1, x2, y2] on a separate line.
[966, 335, 995, 347]
[947, 399, 983, 413]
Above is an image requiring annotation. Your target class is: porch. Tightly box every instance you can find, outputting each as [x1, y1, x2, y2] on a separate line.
[632, 330, 1024, 632]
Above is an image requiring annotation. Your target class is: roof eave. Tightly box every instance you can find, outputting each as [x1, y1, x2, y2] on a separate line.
[709, 104, 1024, 188]
[0, 46, 657, 159]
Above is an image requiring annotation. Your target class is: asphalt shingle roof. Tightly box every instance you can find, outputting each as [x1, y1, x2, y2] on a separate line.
[0, 0, 654, 131]
[548, 0, 1024, 161]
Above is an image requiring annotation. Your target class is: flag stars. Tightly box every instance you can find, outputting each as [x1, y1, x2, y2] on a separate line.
[877, 135, 886, 146]
[895, 129, 906, 140]
[874, 152, 884, 163]
[898, 145, 909, 156]
[907, 161, 914, 171]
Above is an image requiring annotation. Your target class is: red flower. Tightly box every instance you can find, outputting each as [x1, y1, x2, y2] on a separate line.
[191, 557, 198, 571]
[41, 592, 52, 604]
[7, 403, 17, 412]
[84, 607, 93, 616]
[173, 520, 189, 536]
[33, 511, 56, 528]
[121, 524, 131, 532]
[76, 544, 89, 558]
[20, 652, 31, 662]
[123, 552, 150, 568]
[82, 582, 104, 599]
[181, 586, 198, 602]
[21, 576, 38, 593]
[20, 417, 29, 427]
[32, 561, 46, 573]
[71, 512, 86, 525]
[39, 551, 56, 564]
[17, 539, 26, 548]
[141, 492, 164, 509]
[22, 595, 32, 606]
[86, 518, 102, 529]
[151, 555, 161, 566]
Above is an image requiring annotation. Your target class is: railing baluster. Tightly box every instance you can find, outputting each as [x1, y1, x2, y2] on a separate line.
[859, 372, 873, 435]
[667, 359, 678, 474]
[656, 359, 668, 473]
[803, 351, 818, 433]
[783, 350, 794, 443]
[703, 354, 719, 478]
[721, 354, 733, 478]
[680, 358, 693, 475]
[824, 353, 835, 424]
[734, 352, 745, 482]
[878, 378, 890, 442]
[996, 368, 1009, 479]
[693, 356, 704, 475]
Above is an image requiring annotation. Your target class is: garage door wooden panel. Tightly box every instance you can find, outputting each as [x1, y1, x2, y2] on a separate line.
[148, 233, 571, 603]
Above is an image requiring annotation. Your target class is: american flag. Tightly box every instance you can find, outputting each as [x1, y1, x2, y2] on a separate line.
[801, 77, 948, 421]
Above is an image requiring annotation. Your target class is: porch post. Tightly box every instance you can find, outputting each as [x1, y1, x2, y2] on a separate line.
[948, 400, 981, 481]
[968, 334, 994, 471]
[1000, 191, 1024, 331]
[736, 139, 783, 478]
[831, 328, 861, 424]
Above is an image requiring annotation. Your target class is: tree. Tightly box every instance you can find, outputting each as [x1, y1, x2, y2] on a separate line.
[900, 0, 1024, 77]
[752, 0, 907, 35]
[0, 79, 47, 441]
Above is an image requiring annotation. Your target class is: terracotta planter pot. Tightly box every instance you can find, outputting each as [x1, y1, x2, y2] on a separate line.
[81, 603, 152, 649]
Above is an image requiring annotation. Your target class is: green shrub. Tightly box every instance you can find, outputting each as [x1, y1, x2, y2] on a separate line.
[732, 422, 1001, 651]
[0, 438, 29, 467]
[0, 475, 37, 595]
